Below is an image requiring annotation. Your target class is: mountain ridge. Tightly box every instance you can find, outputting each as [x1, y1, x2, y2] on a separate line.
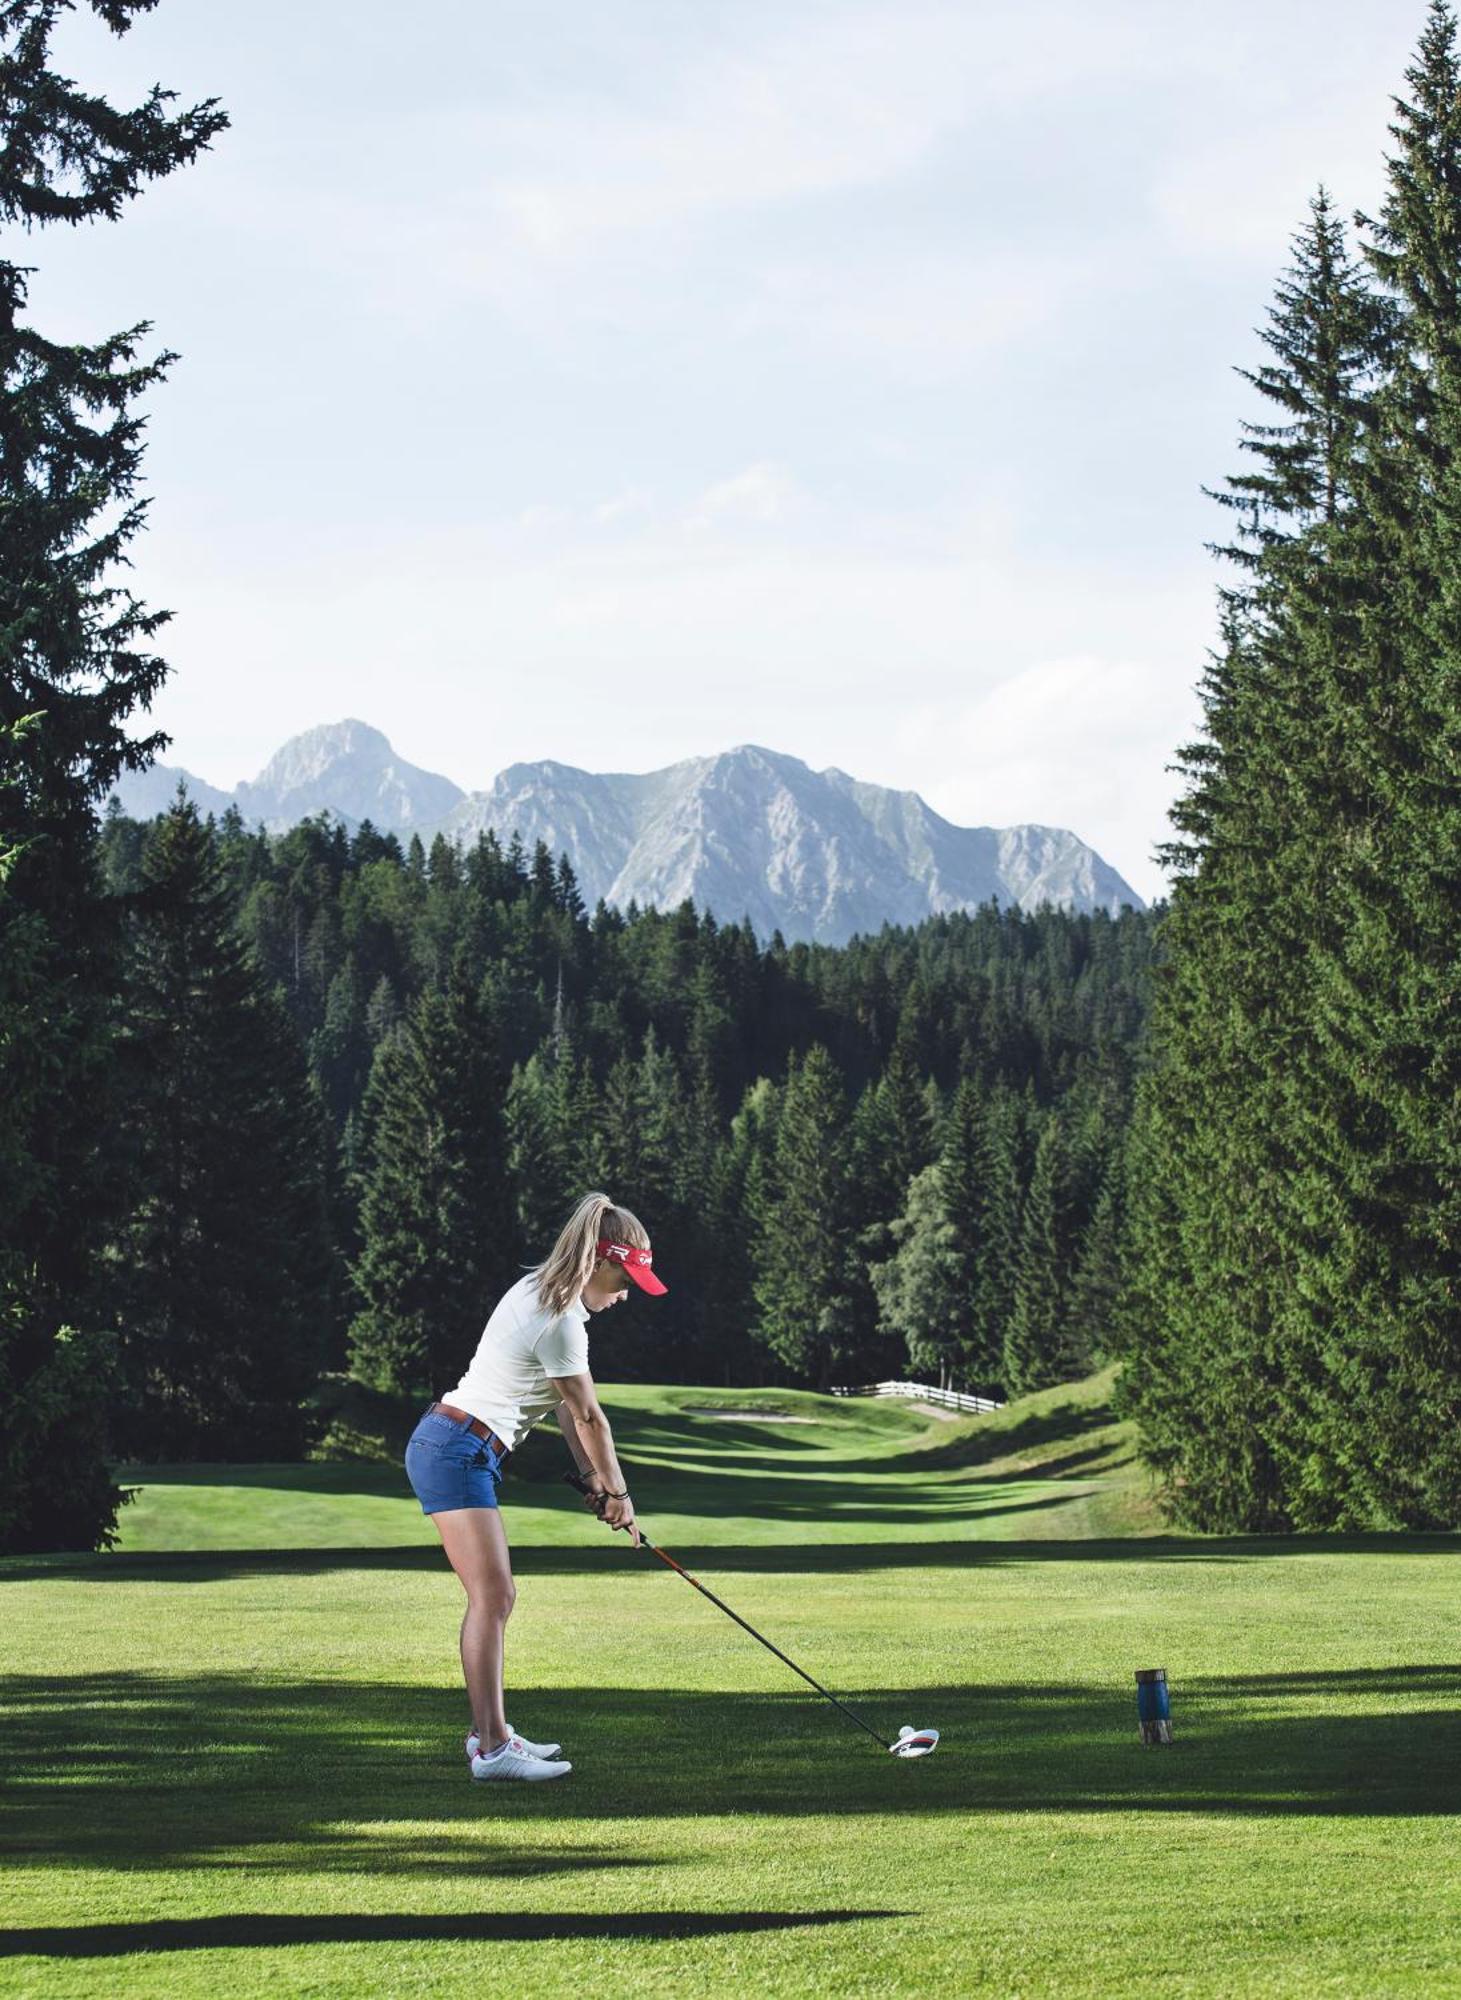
[111, 721, 1146, 944]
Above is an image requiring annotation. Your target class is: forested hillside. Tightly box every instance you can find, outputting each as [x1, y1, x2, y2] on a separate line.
[1116, 6, 1461, 1534]
[97, 795, 1157, 1453]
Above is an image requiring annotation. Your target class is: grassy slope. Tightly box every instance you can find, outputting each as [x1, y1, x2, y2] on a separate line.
[108, 1369, 1158, 1556]
[3, 1377, 1460, 1998]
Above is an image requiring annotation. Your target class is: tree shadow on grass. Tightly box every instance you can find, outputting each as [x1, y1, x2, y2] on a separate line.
[111, 1459, 582, 1508]
[8, 1527, 1461, 1588]
[102, 1389, 1110, 1523]
[613, 1479, 1081, 1529]
[108, 1389, 963, 1508]
[2, 1666, 1458, 1880]
[114, 1458, 1042, 1528]
[0, 1908, 905, 1959]
[588, 1415, 833, 1462]
[105, 1449, 883, 1519]
[8, 1484, 1101, 1581]
[109, 1399, 901, 1507]
[957, 1441, 1121, 1484]
[868, 1397, 1120, 1477]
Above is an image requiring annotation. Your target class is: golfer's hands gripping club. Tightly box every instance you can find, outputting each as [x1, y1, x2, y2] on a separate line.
[600, 1490, 640, 1545]
[566, 1469, 641, 1547]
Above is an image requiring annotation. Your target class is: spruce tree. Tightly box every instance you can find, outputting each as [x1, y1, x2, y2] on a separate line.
[111, 795, 333, 1458]
[364, 972, 400, 1045]
[842, 1053, 934, 1378]
[504, 1027, 597, 1254]
[583, 1028, 693, 1378]
[0, 3, 227, 1548]
[748, 1045, 854, 1387]
[671, 1058, 747, 1383]
[1280, 0, 1461, 1524]
[349, 974, 515, 1397]
[0, 717, 133, 1541]
[1249, 12, 1461, 1526]
[1203, 185, 1398, 571]
[971, 1085, 1028, 1396]
[1064, 1148, 1128, 1372]
[1121, 5, 1461, 1528]
[939, 1077, 1003, 1393]
[1003, 1111, 1075, 1395]
[311, 960, 369, 1127]
[871, 1162, 963, 1388]
[705, 1076, 780, 1387]
[593, 1027, 686, 1225]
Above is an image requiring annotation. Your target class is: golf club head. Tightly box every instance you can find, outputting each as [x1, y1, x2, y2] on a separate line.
[889, 1725, 940, 1759]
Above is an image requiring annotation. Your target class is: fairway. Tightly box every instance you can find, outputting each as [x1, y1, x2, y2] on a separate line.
[4, 1383, 1460, 1998]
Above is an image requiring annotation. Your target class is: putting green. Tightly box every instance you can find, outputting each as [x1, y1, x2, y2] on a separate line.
[3, 1380, 1459, 1997]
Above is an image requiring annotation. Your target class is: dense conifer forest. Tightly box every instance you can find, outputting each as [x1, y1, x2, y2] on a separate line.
[1114, 5, 1461, 1534]
[96, 795, 1158, 1440]
[5, 0, 1461, 1554]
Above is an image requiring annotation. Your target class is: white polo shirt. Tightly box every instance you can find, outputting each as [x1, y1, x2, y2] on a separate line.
[443, 1271, 590, 1450]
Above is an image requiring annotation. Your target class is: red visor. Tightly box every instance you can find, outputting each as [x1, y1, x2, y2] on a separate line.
[597, 1238, 668, 1296]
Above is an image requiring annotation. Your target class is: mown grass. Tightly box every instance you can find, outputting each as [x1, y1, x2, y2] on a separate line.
[3, 1379, 1459, 1998]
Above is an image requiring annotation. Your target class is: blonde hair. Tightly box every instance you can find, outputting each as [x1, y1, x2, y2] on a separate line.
[534, 1191, 650, 1316]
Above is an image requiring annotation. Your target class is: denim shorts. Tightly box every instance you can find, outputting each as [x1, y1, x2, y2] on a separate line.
[404, 1407, 506, 1516]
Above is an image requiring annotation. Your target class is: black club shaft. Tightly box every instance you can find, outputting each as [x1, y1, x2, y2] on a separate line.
[563, 1471, 891, 1750]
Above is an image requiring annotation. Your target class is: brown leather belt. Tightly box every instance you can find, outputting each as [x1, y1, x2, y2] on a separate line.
[430, 1401, 511, 1457]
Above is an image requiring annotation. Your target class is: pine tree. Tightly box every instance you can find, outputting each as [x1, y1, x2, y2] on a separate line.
[938, 1077, 1003, 1393]
[1003, 1111, 1076, 1395]
[668, 1057, 745, 1382]
[504, 1028, 597, 1254]
[1121, 6, 1461, 1529]
[554, 852, 586, 920]
[0, 3, 227, 1549]
[593, 1028, 686, 1221]
[0, 717, 133, 1542]
[972, 1085, 1028, 1396]
[871, 1163, 963, 1387]
[1203, 185, 1398, 573]
[700, 1076, 779, 1387]
[749, 1045, 854, 1387]
[311, 960, 368, 1126]
[111, 795, 333, 1457]
[1250, 12, 1461, 1526]
[838, 1050, 935, 1374]
[349, 973, 515, 1397]
[1277, 0, 1461, 1524]
[1064, 1147, 1128, 1371]
[686, 957, 737, 1110]
[364, 972, 400, 1045]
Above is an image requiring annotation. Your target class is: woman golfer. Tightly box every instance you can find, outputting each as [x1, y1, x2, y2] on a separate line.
[403, 1191, 667, 1782]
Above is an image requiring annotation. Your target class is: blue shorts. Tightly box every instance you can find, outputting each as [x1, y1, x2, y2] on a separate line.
[404, 1407, 506, 1516]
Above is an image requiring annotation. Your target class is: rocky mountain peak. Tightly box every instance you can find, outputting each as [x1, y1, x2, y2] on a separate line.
[110, 725, 1145, 943]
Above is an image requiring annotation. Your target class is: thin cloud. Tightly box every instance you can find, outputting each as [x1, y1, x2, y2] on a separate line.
[686, 462, 800, 528]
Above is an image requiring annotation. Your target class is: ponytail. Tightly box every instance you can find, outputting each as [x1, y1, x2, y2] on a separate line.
[534, 1191, 650, 1316]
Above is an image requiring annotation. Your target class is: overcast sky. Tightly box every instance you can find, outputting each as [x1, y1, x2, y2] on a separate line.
[31, 0, 1423, 903]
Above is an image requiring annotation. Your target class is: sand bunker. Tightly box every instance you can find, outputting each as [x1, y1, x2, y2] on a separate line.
[688, 1409, 818, 1423]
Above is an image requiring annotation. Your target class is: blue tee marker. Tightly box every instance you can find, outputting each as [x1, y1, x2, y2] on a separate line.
[1135, 1668, 1173, 1746]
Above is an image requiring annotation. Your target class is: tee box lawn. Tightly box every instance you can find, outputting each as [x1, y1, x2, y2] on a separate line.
[2, 1374, 1459, 1998]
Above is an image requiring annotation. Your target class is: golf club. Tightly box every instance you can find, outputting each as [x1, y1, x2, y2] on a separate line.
[564, 1470, 940, 1759]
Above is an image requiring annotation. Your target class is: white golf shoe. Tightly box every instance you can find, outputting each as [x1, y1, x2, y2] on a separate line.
[466, 1723, 561, 1763]
[470, 1731, 572, 1782]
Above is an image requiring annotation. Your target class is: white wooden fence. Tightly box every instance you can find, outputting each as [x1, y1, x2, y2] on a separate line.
[831, 1379, 1004, 1415]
